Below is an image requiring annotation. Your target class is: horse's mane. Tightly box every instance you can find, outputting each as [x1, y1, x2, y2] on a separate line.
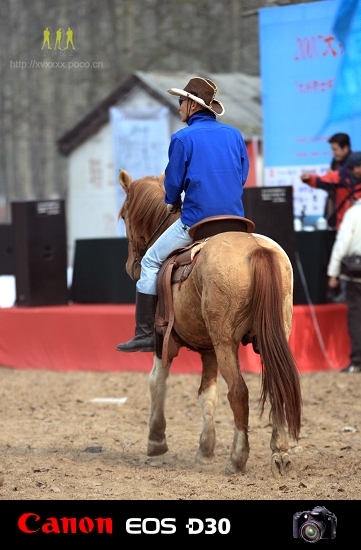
[121, 176, 168, 238]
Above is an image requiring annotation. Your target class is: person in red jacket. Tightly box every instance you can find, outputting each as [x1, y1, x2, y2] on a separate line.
[328, 133, 352, 171]
[323, 134, 352, 222]
[300, 151, 361, 230]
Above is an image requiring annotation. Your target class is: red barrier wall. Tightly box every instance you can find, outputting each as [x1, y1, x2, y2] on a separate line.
[0, 303, 349, 374]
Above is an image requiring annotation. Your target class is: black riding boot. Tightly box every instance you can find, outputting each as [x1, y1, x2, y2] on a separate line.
[116, 292, 157, 352]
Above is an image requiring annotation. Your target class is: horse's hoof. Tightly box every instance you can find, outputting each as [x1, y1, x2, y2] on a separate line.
[147, 439, 168, 457]
[195, 450, 215, 464]
[224, 458, 246, 476]
[271, 452, 292, 478]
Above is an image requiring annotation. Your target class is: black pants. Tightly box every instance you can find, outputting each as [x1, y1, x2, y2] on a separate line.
[346, 280, 361, 366]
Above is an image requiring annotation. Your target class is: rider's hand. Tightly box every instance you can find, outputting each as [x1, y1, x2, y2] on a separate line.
[166, 203, 181, 213]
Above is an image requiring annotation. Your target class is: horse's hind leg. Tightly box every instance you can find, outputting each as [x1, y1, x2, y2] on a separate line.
[216, 345, 250, 475]
[147, 355, 171, 457]
[195, 351, 218, 464]
[270, 424, 292, 478]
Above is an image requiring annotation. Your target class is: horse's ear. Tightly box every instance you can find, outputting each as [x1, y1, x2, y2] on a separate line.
[119, 169, 132, 194]
[156, 172, 165, 186]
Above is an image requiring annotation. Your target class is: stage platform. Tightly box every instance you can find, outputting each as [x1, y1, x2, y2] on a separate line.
[0, 303, 349, 374]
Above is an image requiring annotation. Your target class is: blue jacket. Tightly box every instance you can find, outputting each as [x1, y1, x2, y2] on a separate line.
[164, 111, 249, 227]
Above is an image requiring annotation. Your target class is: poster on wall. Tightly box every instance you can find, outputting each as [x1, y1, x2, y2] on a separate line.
[110, 106, 170, 236]
[259, 0, 361, 224]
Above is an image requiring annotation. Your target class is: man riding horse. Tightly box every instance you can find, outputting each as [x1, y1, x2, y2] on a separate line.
[117, 76, 250, 353]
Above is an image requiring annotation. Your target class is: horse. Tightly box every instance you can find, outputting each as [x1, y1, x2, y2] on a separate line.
[118, 169, 302, 477]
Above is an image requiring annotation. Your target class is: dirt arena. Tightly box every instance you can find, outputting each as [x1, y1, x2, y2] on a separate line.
[0, 366, 360, 500]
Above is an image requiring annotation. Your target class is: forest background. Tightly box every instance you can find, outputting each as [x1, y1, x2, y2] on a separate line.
[0, 0, 319, 222]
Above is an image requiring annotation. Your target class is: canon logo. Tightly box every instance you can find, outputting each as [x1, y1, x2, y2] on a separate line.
[18, 513, 112, 534]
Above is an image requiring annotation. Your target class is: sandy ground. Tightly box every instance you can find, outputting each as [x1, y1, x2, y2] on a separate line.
[0, 366, 361, 501]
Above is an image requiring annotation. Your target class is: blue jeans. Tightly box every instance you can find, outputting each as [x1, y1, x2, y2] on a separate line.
[136, 217, 193, 295]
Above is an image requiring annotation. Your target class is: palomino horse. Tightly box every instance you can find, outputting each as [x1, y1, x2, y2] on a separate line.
[118, 169, 302, 477]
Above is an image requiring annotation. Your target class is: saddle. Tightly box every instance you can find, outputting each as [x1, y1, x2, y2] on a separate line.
[155, 215, 255, 367]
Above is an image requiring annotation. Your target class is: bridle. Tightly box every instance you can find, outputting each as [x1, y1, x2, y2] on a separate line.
[128, 211, 173, 280]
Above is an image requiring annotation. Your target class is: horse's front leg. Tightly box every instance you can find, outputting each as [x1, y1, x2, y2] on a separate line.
[147, 355, 171, 457]
[195, 350, 218, 464]
[270, 424, 292, 478]
[216, 345, 250, 475]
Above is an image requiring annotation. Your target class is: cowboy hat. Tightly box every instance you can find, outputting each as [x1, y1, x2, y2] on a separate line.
[167, 77, 225, 116]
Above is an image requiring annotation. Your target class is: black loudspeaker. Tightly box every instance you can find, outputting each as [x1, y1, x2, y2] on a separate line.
[242, 186, 301, 302]
[243, 186, 296, 261]
[71, 238, 136, 304]
[0, 224, 14, 275]
[11, 200, 68, 306]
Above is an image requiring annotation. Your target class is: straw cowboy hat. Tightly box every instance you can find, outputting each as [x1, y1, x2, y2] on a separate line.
[167, 77, 225, 116]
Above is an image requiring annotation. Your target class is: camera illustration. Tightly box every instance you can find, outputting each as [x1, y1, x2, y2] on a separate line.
[293, 506, 337, 543]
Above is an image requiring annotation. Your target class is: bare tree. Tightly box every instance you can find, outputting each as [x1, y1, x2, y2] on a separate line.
[0, 0, 322, 222]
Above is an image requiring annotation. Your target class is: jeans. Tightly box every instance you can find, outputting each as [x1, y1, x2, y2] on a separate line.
[136, 217, 193, 295]
[346, 280, 361, 367]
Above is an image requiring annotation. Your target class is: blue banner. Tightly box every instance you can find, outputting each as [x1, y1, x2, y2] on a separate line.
[259, 0, 361, 221]
[326, 0, 361, 124]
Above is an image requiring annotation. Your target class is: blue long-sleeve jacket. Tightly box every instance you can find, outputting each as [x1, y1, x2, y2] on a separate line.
[164, 111, 249, 227]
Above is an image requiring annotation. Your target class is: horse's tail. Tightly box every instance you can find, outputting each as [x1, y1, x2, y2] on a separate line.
[248, 246, 302, 440]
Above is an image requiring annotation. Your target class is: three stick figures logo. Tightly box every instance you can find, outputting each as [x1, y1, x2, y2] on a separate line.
[41, 27, 76, 54]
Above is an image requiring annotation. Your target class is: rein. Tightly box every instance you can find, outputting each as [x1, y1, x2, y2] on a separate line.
[130, 211, 173, 280]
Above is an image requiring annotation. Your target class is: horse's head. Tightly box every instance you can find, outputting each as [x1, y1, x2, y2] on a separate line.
[118, 169, 180, 281]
